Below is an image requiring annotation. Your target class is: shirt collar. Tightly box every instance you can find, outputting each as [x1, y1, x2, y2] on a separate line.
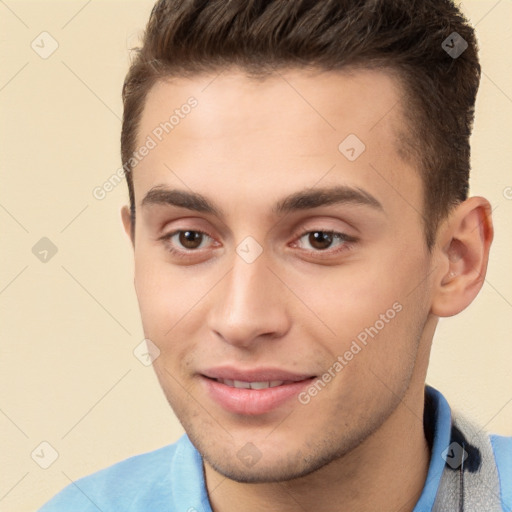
[413, 385, 453, 511]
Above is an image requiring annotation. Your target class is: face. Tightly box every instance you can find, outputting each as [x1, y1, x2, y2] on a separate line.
[124, 68, 436, 482]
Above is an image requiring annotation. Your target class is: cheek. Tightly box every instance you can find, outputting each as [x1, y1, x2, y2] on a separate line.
[133, 252, 196, 334]
[333, 279, 429, 396]
[302, 251, 428, 365]
[134, 267, 167, 334]
[295, 267, 404, 341]
[311, 300, 424, 424]
[133, 255, 209, 374]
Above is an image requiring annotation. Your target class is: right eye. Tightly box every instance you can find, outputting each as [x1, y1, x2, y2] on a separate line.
[161, 230, 214, 251]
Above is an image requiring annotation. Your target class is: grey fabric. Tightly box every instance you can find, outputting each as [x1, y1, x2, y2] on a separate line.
[432, 410, 503, 511]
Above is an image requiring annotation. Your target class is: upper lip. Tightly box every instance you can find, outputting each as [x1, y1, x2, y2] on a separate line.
[201, 366, 315, 382]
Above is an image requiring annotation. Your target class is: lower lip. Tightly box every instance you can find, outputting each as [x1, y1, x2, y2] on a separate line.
[201, 376, 315, 415]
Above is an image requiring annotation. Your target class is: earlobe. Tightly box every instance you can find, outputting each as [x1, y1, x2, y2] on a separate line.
[121, 205, 135, 248]
[431, 197, 493, 317]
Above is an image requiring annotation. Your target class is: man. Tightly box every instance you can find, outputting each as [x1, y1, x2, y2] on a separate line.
[39, 0, 511, 511]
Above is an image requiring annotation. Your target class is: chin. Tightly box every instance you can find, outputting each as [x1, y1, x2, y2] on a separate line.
[202, 450, 333, 484]
[195, 427, 365, 484]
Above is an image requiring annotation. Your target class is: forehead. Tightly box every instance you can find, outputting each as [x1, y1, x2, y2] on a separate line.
[132, 67, 421, 221]
[138, 67, 406, 148]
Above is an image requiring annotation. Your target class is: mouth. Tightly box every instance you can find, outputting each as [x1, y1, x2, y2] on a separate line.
[210, 378, 295, 389]
[200, 368, 316, 415]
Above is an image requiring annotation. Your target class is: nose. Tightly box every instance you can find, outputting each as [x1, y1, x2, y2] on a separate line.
[207, 250, 291, 349]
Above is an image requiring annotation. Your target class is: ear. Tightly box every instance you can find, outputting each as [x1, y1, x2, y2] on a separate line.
[121, 205, 135, 249]
[430, 196, 493, 317]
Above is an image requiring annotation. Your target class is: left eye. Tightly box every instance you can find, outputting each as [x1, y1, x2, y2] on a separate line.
[296, 230, 352, 251]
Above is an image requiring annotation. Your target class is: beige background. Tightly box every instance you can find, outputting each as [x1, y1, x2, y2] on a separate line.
[0, 1, 511, 511]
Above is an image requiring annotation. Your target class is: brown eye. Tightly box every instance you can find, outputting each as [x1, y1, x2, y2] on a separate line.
[157, 225, 223, 263]
[294, 229, 355, 256]
[178, 230, 204, 249]
[308, 231, 334, 250]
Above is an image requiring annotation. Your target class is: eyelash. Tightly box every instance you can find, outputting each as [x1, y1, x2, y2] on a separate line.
[158, 229, 217, 260]
[158, 228, 357, 260]
[292, 229, 357, 257]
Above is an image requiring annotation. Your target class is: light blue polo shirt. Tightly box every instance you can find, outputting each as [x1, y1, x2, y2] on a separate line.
[38, 386, 512, 511]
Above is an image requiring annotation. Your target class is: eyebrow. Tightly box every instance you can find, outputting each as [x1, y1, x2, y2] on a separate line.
[141, 186, 222, 216]
[140, 184, 383, 217]
[273, 186, 383, 215]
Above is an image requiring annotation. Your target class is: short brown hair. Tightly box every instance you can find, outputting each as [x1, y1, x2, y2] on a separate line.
[121, 0, 480, 248]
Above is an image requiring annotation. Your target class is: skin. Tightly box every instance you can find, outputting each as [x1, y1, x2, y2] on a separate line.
[121, 68, 493, 512]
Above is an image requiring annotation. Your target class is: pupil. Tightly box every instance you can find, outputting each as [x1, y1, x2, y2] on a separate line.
[180, 231, 202, 249]
[310, 231, 332, 250]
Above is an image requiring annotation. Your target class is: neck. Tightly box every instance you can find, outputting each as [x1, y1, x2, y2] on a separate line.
[204, 383, 431, 512]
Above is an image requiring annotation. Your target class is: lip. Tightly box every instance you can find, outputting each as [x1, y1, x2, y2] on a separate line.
[201, 366, 313, 382]
[200, 366, 316, 415]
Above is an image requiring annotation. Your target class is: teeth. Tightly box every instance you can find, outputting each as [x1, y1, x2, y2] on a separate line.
[217, 379, 285, 389]
[233, 380, 251, 389]
[249, 381, 270, 389]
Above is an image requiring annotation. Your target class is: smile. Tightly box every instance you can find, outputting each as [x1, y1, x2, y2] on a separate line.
[214, 379, 290, 389]
[201, 370, 316, 415]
